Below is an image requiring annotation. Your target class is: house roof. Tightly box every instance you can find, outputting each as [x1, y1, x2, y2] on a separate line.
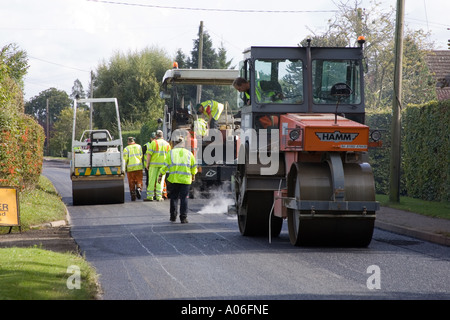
[425, 50, 450, 101]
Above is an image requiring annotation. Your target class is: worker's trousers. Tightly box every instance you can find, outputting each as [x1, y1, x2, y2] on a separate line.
[169, 183, 190, 219]
[126, 170, 143, 200]
[146, 166, 165, 200]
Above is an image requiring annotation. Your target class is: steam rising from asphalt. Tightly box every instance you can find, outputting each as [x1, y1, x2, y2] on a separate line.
[196, 186, 234, 214]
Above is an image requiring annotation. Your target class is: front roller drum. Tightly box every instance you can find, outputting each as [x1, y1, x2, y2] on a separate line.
[287, 162, 376, 247]
[289, 216, 375, 247]
[72, 175, 124, 205]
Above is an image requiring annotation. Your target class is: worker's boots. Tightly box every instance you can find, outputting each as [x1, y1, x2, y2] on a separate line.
[136, 187, 141, 199]
[180, 216, 188, 224]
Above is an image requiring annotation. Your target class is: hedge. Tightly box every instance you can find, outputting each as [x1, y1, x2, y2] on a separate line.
[0, 114, 45, 190]
[0, 73, 45, 190]
[403, 101, 449, 201]
[367, 100, 449, 202]
[366, 110, 395, 195]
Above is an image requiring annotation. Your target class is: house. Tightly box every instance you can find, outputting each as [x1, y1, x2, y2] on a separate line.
[425, 50, 450, 101]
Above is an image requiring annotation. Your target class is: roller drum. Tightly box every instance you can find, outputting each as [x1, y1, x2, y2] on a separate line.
[288, 161, 376, 247]
[235, 145, 284, 237]
[72, 176, 124, 205]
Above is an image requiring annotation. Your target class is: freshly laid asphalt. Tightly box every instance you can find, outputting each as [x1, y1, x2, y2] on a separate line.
[375, 206, 450, 247]
[39, 158, 450, 247]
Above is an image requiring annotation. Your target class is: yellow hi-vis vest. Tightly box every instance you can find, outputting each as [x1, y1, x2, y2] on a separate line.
[160, 147, 197, 185]
[143, 141, 151, 167]
[194, 118, 208, 136]
[243, 83, 261, 103]
[200, 100, 224, 121]
[123, 143, 143, 172]
[147, 138, 171, 167]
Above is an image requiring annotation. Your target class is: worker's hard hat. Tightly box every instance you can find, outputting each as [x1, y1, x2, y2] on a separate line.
[156, 130, 163, 137]
[127, 137, 135, 143]
[151, 132, 156, 139]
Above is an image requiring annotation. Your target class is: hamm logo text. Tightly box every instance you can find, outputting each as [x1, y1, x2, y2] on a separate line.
[315, 131, 359, 142]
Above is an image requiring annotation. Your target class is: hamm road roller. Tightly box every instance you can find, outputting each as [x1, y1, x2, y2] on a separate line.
[70, 98, 125, 205]
[231, 39, 381, 246]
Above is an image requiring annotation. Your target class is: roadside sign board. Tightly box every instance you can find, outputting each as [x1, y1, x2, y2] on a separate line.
[0, 187, 20, 227]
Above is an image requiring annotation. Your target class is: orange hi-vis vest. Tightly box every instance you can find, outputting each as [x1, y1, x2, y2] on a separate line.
[147, 138, 171, 167]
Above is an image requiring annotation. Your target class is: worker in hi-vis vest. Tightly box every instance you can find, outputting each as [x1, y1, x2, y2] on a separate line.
[142, 131, 156, 189]
[144, 130, 171, 201]
[196, 100, 224, 129]
[233, 76, 283, 104]
[233, 77, 252, 105]
[158, 135, 197, 223]
[194, 117, 208, 137]
[123, 137, 143, 201]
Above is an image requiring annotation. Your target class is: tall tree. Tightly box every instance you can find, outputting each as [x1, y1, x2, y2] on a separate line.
[0, 43, 28, 115]
[93, 46, 172, 128]
[50, 107, 90, 157]
[24, 88, 71, 130]
[303, 0, 436, 109]
[179, 26, 237, 109]
[70, 78, 88, 110]
[0, 43, 29, 90]
[188, 29, 218, 69]
[217, 42, 234, 69]
[70, 79, 86, 100]
[174, 49, 187, 68]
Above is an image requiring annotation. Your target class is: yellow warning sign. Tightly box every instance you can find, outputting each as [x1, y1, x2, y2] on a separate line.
[0, 187, 20, 227]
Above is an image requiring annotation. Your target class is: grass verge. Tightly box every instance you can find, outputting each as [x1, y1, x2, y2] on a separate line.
[376, 194, 450, 220]
[0, 174, 100, 300]
[0, 247, 99, 300]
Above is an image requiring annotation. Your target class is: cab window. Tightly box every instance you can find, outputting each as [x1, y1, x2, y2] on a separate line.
[254, 59, 303, 104]
[312, 59, 361, 104]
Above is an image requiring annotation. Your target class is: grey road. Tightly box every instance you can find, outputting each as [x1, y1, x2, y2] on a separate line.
[43, 160, 450, 302]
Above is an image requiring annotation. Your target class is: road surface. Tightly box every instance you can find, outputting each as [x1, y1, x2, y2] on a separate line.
[43, 160, 450, 303]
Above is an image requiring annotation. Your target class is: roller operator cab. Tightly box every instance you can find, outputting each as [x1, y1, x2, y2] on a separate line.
[233, 40, 381, 246]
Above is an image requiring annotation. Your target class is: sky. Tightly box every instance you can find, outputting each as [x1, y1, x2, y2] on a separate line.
[1, 0, 449, 102]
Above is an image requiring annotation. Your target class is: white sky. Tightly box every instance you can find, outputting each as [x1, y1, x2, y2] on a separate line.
[1, 0, 449, 101]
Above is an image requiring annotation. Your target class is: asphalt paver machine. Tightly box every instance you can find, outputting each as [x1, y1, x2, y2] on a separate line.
[160, 68, 240, 197]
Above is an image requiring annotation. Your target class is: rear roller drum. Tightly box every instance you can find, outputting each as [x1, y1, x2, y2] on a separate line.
[235, 143, 283, 238]
[238, 190, 282, 237]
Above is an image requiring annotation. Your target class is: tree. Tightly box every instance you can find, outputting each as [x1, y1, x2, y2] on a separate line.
[0, 43, 29, 91]
[70, 79, 86, 100]
[93, 46, 172, 129]
[70, 78, 88, 110]
[174, 49, 187, 68]
[0, 43, 28, 115]
[24, 88, 71, 129]
[24, 88, 71, 156]
[302, 0, 436, 110]
[188, 29, 218, 69]
[178, 25, 237, 110]
[50, 107, 90, 157]
[400, 32, 437, 105]
[217, 42, 234, 70]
